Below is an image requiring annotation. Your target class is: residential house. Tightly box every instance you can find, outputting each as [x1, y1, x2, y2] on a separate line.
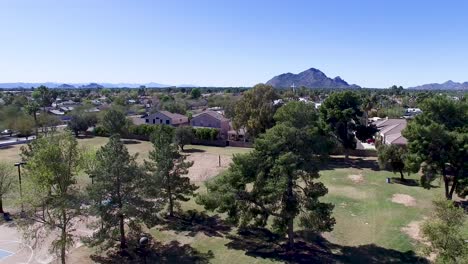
[404, 108, 422, 118]
[91, 99, 102, 105]
[145, 111, 188, 126]
[49, 109, 65, 116]
[190, 110, 230, 138]
[374, 118, 407, 145]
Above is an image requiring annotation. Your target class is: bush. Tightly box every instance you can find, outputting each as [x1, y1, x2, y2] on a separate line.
[193, 127, 219, 140]
[93, 126, 109, 137]
[209, 129, 218, 140]
[128, 124, 158, 138]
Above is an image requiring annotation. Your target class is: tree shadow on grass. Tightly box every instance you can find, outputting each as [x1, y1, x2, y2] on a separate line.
[323, 157, 380, 171]
[390, 177, 420, 187]
[0, 145, 14, 150]
[336, 244, 429, 264]
[182, 148, 206, 153]
[91, 240, 214, 264]
[159, 210, 232, 237]
[122, 139, 141, 145]
[225, 228, 428, 264]
[390, 177, 439, 189]
[76, 134, 96, 139]
[225, 228, 336, 263]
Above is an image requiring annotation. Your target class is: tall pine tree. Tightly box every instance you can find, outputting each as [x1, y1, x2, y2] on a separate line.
[198, 101, 335, 248]
[403, 96, 468, 199]
[146, 125, 196, 217]
[86, 135, 158, 252]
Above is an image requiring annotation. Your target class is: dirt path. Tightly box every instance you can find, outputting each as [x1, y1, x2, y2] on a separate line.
[186, 152, 232, 182]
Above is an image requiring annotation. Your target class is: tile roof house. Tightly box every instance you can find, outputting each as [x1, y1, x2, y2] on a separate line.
[145, 111, 188, 126]
[374, 118, 407, 145]
[190, 110, 230, 138]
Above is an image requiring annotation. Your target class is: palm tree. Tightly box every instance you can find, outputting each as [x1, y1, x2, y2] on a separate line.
[25, 101, 40, 136]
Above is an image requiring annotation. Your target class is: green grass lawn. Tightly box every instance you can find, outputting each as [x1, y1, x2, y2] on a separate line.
[319, 166, 440, 252]
[150, 158, 467, 264]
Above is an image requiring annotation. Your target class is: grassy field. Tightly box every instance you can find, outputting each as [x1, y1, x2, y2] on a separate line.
[149, 161, 461, 264]
[1, 137, 466, 263]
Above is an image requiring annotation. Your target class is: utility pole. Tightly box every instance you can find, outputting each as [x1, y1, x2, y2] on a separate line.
[14, 162, 26, 217]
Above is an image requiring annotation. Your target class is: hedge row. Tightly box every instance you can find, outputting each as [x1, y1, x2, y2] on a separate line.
[93, 124, 219, 141]
[193, 127, 218, 141]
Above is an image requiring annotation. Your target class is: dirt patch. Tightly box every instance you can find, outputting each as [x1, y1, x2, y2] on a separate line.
[401, 220, 437, 261]
[186, 153, 232, 182]
[401, 219, 433, 259]
[391, 194, 416, 207]
[401, 220, 424, 242]
[348, 174, 364, 184]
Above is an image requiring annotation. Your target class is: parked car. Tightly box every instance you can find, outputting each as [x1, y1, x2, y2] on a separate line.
[1, 129, 13, 136]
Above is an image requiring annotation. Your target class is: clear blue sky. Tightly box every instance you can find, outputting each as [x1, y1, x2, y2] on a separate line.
[1, 0, 467, 87]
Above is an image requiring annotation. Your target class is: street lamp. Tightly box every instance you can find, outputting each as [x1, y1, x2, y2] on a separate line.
[14, 162, 26, 218]
[138, 236, 149, 264]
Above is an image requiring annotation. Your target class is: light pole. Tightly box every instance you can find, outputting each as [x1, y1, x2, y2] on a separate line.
[138, 236, 149, 264]
[14, 162, 26, 217]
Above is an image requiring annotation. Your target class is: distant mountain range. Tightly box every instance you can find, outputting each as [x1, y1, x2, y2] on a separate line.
[0, 82, 199, 89]
[266, 68, 360, 89]
[408, 80, 468, 90]
[2, 75, 467, 90]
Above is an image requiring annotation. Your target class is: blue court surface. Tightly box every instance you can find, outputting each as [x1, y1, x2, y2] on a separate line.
[0, 249, 13, 260]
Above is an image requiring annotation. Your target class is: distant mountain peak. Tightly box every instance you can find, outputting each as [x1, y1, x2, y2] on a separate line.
[304, 67, 321, 73]
[57, 83, 76, 89]
[0, 82, 171, 89]
[266, 68, 360, 89]
[409, 80, 468, 90]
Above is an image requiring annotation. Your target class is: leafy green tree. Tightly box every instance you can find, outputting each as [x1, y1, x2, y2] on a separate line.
[362, 95, 376, 125]
[320, 91, 362, 158]
[37, 113, 61, 135]
[86, 135, 157, 251]
[146, 125, 196, 217]
[20, 133, 83, 264]
[113, 94, 127, 106]
[355, 124, 378, 142]
[25, 101, 40, 136]
[377, 106, 405, 118]
[174, 126, 194, 151]
[198, 101, 334, 249]
[0, 105, 15, 130]
[2, 94, 13, 105]
[12, 114, 35, 139]
[0, 162, 15, 214]
[101, 88, 111, 97]
[102, 109, 128, 136]
[12, 95, 28, 108]
[68, 111, 98, 136]
[190, 88, 201, 99]
[32, 85, 55, 110]
[377, 144, 408, 180]
[232, 84, 279, 139]
[421, 199, 468, 263]
[403, 96, 467, 199]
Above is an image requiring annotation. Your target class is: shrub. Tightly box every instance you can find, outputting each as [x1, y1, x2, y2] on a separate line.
[193, 127, 219, 140]
[94, 126, 109, 137]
